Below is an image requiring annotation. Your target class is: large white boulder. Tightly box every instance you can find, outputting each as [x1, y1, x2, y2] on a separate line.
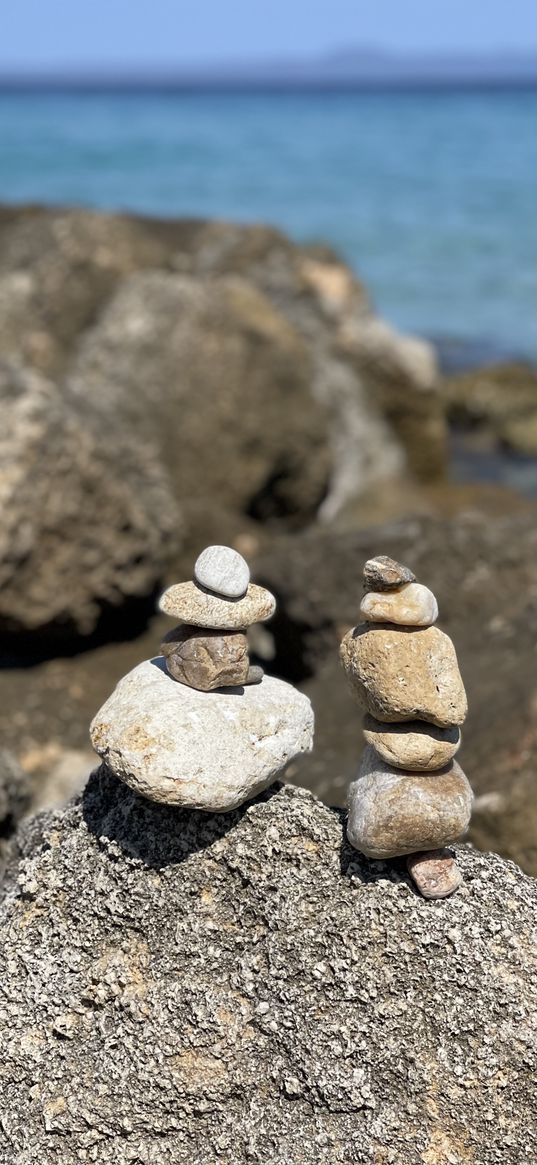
[90, 658, 314, 811]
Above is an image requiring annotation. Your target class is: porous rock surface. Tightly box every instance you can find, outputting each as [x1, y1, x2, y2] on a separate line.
[90, 659, 314, 810]
[0, 775, 536, 1164]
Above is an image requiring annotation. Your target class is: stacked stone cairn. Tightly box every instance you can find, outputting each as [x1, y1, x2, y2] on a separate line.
[90, 545, 313, 813]
[340, 555, 472, 899]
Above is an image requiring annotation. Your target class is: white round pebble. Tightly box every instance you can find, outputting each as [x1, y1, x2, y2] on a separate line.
[194, 545, 250, 599]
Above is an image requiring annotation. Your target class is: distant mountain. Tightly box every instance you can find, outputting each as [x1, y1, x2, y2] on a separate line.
[3, 46, 537, 88]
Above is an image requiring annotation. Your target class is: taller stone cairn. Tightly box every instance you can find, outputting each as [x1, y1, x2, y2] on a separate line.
[340, 555, 472, 899]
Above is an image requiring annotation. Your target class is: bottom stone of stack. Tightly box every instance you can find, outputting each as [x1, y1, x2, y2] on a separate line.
[347, 744, 473, 860]
[90, 657, 314, 811]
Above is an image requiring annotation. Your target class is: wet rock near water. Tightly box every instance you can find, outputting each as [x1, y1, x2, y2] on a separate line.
[0, 774, 535, 1164]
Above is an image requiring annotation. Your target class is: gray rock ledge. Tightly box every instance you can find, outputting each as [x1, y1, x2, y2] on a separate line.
[0, 772, 535, 1164]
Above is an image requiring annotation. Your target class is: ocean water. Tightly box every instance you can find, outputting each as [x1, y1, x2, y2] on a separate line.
[1, 87, 536, 358]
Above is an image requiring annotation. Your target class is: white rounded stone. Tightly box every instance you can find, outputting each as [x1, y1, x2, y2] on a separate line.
[194, 545, 250, 599]
[360, 582, 438, 627]
[90, 658, 314, 812]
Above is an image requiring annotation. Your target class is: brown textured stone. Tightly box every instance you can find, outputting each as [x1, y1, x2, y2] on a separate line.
[159, 580, 276, 629]
[161, 625, 249, 691]
[406, 849, 463, 899]
[363, 555, 415, 591]
[363, 715, 461, 771]
[340, 623, 467, 727]
[347, 747, 473, 859]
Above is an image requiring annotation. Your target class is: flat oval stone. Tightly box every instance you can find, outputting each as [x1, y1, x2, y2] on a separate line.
[90, 658, 314, 811]
[363, 556, 416, 592]
[159, 581, 276, 630]
[363, 716, 460, 771]
[360, 582, 438, 627]
[340, 623, 467, 728]
[347, 745, 473, 859]
[161, 626, 249, 691]
[194, 545, 250, 599]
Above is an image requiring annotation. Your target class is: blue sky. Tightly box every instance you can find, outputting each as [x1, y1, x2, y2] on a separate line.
[3, 0, 537, 70]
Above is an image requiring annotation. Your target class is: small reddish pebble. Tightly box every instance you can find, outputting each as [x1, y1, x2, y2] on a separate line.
[406, 849, 463, 900]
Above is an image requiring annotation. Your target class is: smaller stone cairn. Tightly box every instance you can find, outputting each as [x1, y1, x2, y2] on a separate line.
[340, 555, 473, 899]
[91, 545, 313, 812]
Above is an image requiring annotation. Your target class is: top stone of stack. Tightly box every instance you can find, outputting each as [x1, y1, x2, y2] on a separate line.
[159, 544, 276, 630]
[363, 555, 416, 592]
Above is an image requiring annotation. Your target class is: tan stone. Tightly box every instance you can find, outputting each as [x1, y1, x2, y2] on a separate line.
[340, 623, 467, 727]
[347, 746, 473, 859]
[159, 580, 276, 630]
[360, 582, 438, 627]
[406, 850, 463, 899]
[161, 626, 249, 691]
[363, 715, 460, 771]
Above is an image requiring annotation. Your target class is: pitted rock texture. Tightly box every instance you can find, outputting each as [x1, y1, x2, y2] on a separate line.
[161, 625, 249, 691]
[0, 774, 536, 1164]
[363, 716, 461, 771]
[341, 623, 468, 727]
[90, 659, 313, 810]
[347, 746, 473, 859]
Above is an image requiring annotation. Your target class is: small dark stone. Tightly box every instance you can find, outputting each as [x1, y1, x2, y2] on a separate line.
[244, 664, 264, 685]
[160, 624, 249, 691]
[363, 555, 416, 591]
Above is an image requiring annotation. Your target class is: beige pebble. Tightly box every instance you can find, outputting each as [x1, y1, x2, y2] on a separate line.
[159, 580, 276, 630]
[340, 623, 467, 728]
[363, 715, 460, 771]
[360, 582, 438, 627]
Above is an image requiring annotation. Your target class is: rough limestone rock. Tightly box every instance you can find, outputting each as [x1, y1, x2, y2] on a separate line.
[363, 715, 461, 771]
[0, 775, 535, 1164]
[0, 361, 179, 636]
[159, 580, 276, 630]
[90, 658, 313, 810]
[360, 581, 438, 627]
[340, 623, 468, 727]
[161, 625, 250, 691]
[347, 746, 473, 859]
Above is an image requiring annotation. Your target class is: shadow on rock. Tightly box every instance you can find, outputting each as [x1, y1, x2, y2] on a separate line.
[338, 817, 412, 890]
[82, 764, 280, 870]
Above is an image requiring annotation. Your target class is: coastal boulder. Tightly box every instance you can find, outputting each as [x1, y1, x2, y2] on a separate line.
[0, 773, 535, 1163]
[0, 361, 179, 637]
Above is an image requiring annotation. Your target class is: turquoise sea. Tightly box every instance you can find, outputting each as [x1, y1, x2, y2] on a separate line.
[1, 88, 536, 360]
